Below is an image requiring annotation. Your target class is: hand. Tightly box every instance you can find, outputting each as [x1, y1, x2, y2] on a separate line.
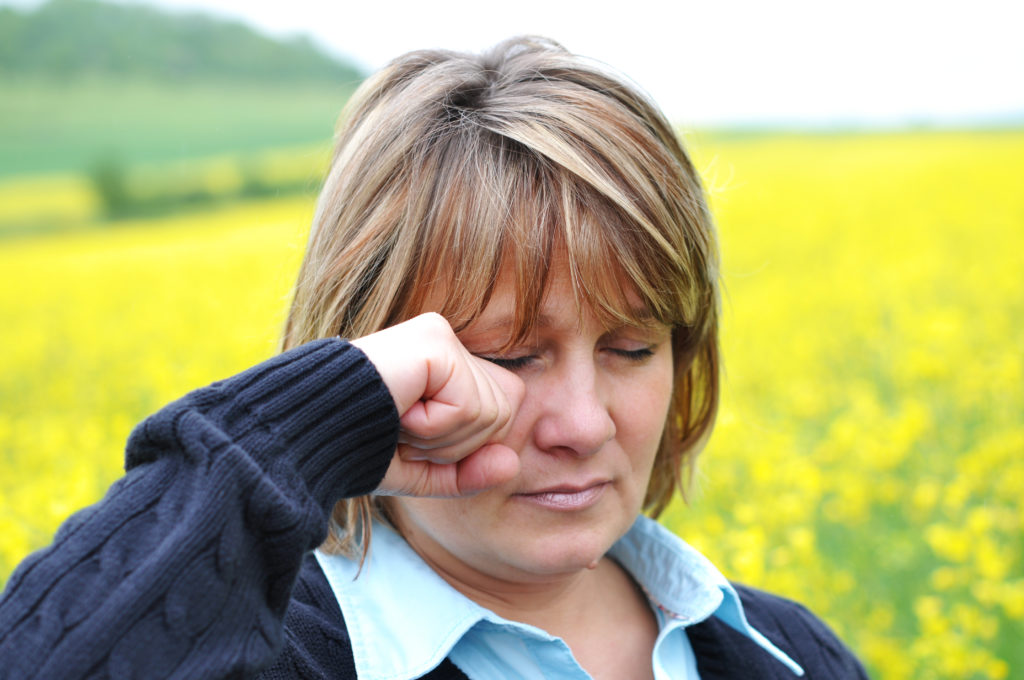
[350, 313, 524, 497]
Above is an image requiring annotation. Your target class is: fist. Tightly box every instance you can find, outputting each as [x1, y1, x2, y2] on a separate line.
[350, 313, 524, 497]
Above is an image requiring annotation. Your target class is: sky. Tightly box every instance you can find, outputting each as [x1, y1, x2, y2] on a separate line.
[6, 0, 1024, 127]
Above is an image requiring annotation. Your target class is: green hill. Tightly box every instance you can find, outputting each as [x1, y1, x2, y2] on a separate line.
[0, 0, 366, 179]
[0, 0, 363, 83]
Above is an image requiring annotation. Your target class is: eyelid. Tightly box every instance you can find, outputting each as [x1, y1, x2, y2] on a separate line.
[605, 346, 656, 362]
[479, 354, 535, 370]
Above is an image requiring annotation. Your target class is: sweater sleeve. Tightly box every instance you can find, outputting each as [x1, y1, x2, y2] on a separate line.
[0, 339, 399, 680]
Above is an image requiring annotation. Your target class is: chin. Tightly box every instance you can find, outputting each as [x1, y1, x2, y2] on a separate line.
[506, 528, 619, 577]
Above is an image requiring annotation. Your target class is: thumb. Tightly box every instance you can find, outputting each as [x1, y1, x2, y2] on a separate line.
[453, 443, 521, 495]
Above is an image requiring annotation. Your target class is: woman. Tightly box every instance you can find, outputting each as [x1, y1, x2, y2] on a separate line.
[0, 37, 867, 679]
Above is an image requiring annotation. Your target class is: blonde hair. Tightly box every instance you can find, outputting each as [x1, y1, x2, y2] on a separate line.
[282, 36, 719, 557]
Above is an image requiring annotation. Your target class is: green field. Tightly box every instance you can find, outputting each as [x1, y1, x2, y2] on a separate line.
[0, 74, 354, 176]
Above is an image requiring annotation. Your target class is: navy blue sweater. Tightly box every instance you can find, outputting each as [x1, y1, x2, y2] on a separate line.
[0, 340, 868, 679]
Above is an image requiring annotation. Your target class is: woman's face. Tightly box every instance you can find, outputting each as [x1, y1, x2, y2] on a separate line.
[389, 260, 674, 587]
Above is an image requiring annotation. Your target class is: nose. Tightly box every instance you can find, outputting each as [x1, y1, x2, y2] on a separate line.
[530, 358, 616, 458]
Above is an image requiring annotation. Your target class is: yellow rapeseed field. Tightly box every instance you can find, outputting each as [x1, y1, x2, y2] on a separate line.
[2, 130, 1022, 679]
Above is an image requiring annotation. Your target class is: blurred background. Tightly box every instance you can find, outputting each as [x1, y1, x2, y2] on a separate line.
[1, 1, 1021, 678]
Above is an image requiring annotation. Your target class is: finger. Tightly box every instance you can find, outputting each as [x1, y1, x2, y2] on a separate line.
[397, 381, 516, 462]
[400, 349, 503, 439]
[397, 363, 500, 447]
[398, 393, 491, 443]
[453, 443, 521, 495]
[398, 418, 510, 464]
[377, 442, 520, 497]
[397, 352, 513, 452]
[376, 453, 456, 497]
[469, 356, 524, 444]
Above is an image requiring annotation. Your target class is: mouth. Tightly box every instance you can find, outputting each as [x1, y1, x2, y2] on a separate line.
[513, 481, 610, 511]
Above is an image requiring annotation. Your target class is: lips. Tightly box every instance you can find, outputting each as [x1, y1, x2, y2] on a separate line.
[513, 481, 609, 511]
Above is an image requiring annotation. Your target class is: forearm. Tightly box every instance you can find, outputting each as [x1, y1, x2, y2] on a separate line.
[0, 339, 397, 679]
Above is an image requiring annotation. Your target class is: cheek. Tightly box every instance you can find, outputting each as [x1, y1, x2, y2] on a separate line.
[625, 364, 674, 446]
[623, 378, 674, 496]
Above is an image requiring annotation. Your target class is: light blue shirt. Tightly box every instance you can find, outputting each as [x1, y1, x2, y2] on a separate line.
[315, 516, 804, 680]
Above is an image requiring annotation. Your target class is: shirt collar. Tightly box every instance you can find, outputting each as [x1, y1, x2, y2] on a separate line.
[609, 517, 805, 676]
[315, 517, 803, 680]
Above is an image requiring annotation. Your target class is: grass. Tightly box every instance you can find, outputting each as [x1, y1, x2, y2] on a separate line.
[0, 74, 355, 176]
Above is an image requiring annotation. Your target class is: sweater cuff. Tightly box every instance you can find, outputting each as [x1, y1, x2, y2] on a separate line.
[208, 339, 399, 508]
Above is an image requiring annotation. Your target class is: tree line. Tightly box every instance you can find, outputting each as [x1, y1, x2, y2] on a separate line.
[0, 0, 364, 84]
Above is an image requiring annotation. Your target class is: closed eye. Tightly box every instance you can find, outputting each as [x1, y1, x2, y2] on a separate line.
[481, 355, 536, 371]
[607, 347, 656, 362]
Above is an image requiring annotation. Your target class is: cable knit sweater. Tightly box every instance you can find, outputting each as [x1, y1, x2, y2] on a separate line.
[0, 339, 868, 679]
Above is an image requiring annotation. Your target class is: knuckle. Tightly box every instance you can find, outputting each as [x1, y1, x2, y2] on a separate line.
[462, 401, 482, 423]
[417, 419, 449, 440]
[419, 311, 452, 336]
